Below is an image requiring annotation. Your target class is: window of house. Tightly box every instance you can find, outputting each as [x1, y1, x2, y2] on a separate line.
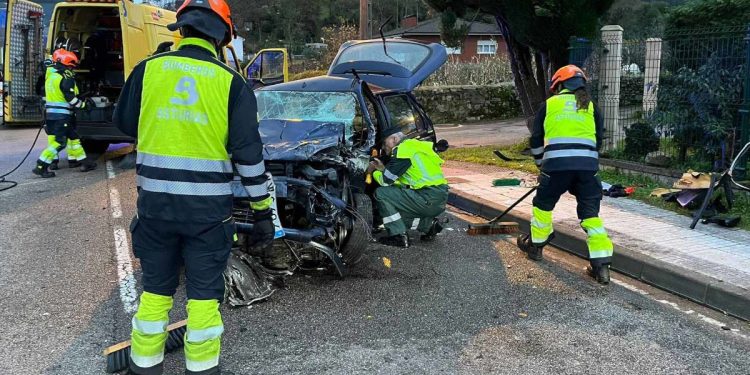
[477, 40, 497, 55]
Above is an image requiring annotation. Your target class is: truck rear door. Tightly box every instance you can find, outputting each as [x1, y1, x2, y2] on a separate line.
[3, 0, 44, 125]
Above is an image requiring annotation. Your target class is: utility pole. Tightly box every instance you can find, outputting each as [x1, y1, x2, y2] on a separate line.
[359, 0, 371, 39]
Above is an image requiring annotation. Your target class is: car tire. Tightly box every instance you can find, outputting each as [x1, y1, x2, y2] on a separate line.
[81, 139, 110, 155]
[340, 192, 372, 266]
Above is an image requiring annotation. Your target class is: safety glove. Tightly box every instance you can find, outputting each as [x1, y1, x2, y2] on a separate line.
[84, 98, 96, 112]
[250, 208, 276, 250]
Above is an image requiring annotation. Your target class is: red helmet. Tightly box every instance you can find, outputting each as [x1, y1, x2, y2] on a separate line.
[169, 0, 235, 46]
[550, 65, 587, 93]
[52, 49, 79, 68]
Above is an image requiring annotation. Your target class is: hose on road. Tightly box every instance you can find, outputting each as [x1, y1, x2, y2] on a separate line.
[0, 124, 44, 192]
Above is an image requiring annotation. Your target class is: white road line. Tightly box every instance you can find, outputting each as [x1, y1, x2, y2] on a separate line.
[109, 188, 122, 219]
[114, 227, 138, 314]
[106, 160, 116, 179]
[106, 159, 138, 313]
[612, 278, 749, 340]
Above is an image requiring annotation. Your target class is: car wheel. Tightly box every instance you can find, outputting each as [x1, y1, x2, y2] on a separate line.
[339, 192, 372, 266]
[81, 139, 110, 155]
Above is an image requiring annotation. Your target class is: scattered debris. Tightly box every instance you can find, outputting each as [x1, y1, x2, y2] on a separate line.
[518, 312, 528, 318]
[382, 257, 392, 269]
[674, 170, 712, 190]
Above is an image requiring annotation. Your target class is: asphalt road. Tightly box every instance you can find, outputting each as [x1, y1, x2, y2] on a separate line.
[1, 125, 749, 375]
[437, 120, 529, 148]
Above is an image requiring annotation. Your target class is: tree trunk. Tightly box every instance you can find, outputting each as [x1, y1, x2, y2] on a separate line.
[495, 16, 547, 133]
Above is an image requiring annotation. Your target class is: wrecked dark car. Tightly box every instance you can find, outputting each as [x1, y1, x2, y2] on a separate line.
[224, 39, 448, 306]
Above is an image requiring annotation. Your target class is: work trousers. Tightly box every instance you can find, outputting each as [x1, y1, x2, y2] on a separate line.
[375, 184, 449, 236]
[129, 216, 235, 375]
[531, 170, 614, 267]
[37, 118, 86, 165]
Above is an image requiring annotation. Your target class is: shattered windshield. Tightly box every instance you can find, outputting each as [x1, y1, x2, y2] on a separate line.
[256, 91, 359, 141]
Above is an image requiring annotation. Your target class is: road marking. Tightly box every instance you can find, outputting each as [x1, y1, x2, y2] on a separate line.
[612, 278, 749, 340]
[106, 159, 138, 313]
[106, 160, 116, 179]
[113, 227, 138, 314]
[109, 188, 122, 219]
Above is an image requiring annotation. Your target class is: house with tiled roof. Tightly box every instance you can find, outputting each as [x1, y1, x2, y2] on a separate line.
[385, 16, 506, 62]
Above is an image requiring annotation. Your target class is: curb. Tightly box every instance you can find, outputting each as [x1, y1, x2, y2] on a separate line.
[448, 191, 750, 322]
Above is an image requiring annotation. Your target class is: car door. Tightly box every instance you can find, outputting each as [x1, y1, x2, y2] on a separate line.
[244, 48, 289, 89]
[379, 93, 436, 142]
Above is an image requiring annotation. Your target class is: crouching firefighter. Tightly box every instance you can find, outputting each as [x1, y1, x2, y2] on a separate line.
[33, 48, 96, 178]
[520, 64, 614, 284]
[367, 128, 449, 248]
[113, 0, 276, 374]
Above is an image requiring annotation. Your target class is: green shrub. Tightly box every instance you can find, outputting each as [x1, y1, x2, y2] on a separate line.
[624, 122, 660, 160]
[423, 56, 513, 87]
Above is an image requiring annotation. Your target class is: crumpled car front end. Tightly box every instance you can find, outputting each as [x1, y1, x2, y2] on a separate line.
[224, 86, 375, 306]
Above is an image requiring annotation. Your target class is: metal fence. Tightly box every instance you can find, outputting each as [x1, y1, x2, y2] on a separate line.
[571, 25, 750, 171]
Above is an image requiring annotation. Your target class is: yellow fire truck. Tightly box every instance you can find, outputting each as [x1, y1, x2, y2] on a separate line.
[2, 0, 288, 153]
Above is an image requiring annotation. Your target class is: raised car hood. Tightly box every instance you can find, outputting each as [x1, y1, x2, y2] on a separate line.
[259, 119, 345, 161]
[328, 39, 447, 91]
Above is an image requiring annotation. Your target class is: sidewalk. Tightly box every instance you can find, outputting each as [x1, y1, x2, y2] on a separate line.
[443, 161, 750, 321]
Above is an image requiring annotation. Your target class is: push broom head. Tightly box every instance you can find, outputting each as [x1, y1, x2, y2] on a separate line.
[467, 221, 519, 236]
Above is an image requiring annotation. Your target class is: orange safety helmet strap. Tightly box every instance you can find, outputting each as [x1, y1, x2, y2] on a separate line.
[550, 64, 587, 93]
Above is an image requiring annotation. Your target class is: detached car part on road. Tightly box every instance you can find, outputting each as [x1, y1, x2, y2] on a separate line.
[224, 38, 449, 306]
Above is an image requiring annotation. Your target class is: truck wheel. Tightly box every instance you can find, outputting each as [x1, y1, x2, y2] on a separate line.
[81, 140, 110, 155]
[339, 193, 373, 266]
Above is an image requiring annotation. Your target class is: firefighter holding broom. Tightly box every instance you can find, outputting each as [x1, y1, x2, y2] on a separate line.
[520, 65, 614, 285]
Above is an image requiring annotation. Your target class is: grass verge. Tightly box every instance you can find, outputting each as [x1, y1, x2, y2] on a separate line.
[442, 141, 538, 174]
[444, 142, 750, 231]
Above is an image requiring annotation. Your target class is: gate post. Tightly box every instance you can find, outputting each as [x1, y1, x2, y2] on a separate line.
[643, 38, 662, 115]
[599, 25, 624, 151]
[736, 25, 750, 179]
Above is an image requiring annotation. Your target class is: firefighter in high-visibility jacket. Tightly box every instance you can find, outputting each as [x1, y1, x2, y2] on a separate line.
[32, 48, 96, 178]
[522, 65, 614, 284]
[113, 1, 276, 374]
[367, 127, 449, 248]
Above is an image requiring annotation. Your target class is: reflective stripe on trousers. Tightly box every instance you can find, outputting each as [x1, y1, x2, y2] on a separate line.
[581, 217, 613, 259]
[185, 299, 223, 373]
[531, 207, 554, 244]
[131, 292, 174, 369]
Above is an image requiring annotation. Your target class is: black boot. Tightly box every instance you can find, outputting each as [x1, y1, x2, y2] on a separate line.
[420, 218, 444, 242]
[378, 233, 410, 248]
[32, 162, 56, 178]
[588, 265, 610, 285]
[517, 234, 543, 261]
[49, 160, 60, 170]
[68, 160, 82, 168]
[79, 158, 97, 172]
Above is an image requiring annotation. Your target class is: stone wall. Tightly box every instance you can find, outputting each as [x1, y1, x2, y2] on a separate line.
[414, 83, 521, 124]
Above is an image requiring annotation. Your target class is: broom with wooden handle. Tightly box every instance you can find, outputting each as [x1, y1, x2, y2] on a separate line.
[466, 149, 538, 235]
[103, 320, 187, 373]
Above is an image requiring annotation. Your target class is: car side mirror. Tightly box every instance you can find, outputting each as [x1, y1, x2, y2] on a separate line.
[434, 139, 449, 153]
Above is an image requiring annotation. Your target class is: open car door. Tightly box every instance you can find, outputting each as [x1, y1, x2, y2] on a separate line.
[327, 39, 447, 91]
[244, 48, 289, 90]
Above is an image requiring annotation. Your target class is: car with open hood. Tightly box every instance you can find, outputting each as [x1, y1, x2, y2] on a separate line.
[224, 38, 449, 305]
